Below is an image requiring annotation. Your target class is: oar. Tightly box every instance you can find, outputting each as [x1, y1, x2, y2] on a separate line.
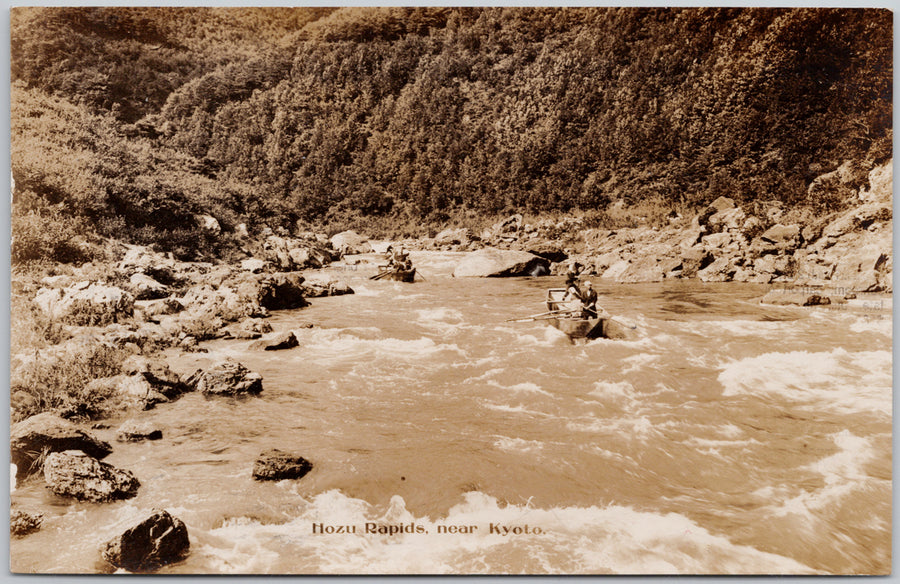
[370, 270, 391, 281]
[505, 310, 573, 323]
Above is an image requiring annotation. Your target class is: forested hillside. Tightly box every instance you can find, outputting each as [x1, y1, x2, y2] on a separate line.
[11, 7, 892, 262]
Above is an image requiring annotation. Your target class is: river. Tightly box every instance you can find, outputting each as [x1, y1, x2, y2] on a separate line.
[10, 250, 892, 574]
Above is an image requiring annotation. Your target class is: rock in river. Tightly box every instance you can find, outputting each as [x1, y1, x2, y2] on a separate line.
[190, 359, 263, 396]
[43, 450, 140, 502]
[101, 509, 190, 572]
[10, 508, 43, 538]
[252, 449, 313, 481]
[249, 331, 299, 351]
[452, 248, 550, 278]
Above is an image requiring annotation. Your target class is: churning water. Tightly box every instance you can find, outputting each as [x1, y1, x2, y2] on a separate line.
[10, 251, 892, 574]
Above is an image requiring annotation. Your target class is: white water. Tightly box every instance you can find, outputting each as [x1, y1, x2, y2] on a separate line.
[10, 251, 892, 574]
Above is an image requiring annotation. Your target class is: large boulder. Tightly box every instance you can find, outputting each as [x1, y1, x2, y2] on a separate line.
[129, 274, 169, 301]
[679, 248, 714, 278]
[614, 256, 666, 283]
[222, 318, 273, 340]
[189, 360, 263, 396]
[43, 450, 140, 502]
[330, 230, 373, 255]
[195, 214, 221, 236]
[261, 235, 335, 271]
[249, 331, 299, 351]
[434, 228, 471, 247]
[252, 449, 313, 481]
[453, 248, 550, 277]
[301, 274, 354, 298]
[698, 196, 736, 226]
[34, 283, 134, 326]
[11, 413, 113, 478]
[821, 203, 892, 239]
[759, 224, 802, 251]
[138, 298, 184, 320]
[258, 272, 309, 310]
[179, 283, 266, 324]
[122, 356, 189, 399]
[101, 509, 190, 572]
[698, 258, 737, 282]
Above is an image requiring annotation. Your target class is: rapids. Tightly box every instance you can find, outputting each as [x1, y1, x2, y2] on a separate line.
[10, 251, 892, 574]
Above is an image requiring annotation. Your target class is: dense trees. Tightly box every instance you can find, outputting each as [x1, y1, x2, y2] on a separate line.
[10, 7, 892, 260]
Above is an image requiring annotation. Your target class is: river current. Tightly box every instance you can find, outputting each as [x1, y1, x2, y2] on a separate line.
[10, 251, 892, 574]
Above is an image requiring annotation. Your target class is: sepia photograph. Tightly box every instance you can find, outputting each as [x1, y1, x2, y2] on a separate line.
[8, 5, 893, 575]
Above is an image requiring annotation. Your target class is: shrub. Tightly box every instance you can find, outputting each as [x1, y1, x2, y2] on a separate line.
[11, 199, 96, 265]
[10, 341, 128, 422]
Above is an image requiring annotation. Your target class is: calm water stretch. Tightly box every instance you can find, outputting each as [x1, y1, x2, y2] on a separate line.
[11, 251, 892, 574]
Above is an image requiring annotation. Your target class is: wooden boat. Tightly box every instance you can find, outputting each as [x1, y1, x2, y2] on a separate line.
[386, 267, 416, 282]
[545, 288, 633, 340]
[370, 264, 416, 282]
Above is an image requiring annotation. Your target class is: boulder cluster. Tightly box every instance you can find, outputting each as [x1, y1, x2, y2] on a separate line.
[412, 160, 893, 296]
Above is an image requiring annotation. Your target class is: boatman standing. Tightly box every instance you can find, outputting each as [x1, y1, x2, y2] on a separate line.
[581, 281, 599, 318]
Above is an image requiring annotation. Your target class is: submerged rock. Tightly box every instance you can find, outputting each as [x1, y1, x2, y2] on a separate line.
[252, 449, 313, 481]
[11, 413, 113, 478]
[116, 420, 163, 442]
[43, 450, 140, 502]
[101, 509, 190, 572]
[759, 290, 832, 306]
[453, 248, 550, 278]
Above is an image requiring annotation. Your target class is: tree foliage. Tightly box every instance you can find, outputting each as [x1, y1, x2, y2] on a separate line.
[10, 7, 893, 260]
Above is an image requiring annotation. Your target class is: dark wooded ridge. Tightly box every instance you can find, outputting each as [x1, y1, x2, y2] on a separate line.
[11, 7, 892, 262]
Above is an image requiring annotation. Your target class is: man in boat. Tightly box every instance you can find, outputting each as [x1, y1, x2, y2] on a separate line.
[396, 246, 412, 271]
[580, 280, 599, 318]
[562, 276, 582, 315]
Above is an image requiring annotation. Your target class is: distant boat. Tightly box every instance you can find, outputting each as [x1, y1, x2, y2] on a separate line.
[545, 288, 633, 340]
[370, 265, 416, 282]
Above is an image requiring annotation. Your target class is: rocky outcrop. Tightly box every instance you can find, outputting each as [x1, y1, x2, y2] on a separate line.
[116, 420, 163, 442]
[330, 230, 373, 255]
[453, 248, 550, 277]
[11, 413, 113, 478]
[259, 235, 336, 271]
[300, 274, 354, 297]
[43, 450, 140, 502]
[34, 283, 134, 326]
[10, 508, 43, 538]
[189, 360, 263, 396]
[223, 318, 273, 339]
[249, 331, 299, 351]
[252, 449, 313, 481]
[101, 509, 190, 572]
[257, 272, 309, 310]
[129, 273, 169, 301]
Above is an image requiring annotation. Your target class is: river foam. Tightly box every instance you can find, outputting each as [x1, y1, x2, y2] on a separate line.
[717, 349, 891, 416]
[187, 490, 816, 574]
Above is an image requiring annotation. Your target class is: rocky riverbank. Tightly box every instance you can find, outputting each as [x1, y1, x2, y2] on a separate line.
[405, 159, 893, 298]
